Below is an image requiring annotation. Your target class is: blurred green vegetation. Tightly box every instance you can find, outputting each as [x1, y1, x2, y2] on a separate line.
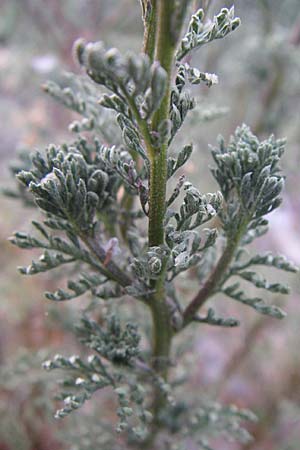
[0, 1, 300, 449]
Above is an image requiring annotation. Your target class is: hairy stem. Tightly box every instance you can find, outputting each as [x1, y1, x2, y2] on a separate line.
[146, 0, 184, 433]
[142, 0, 157, 61]
[139, 0, 191, 434]
[149, 0, 176, 247]
[151, 265, 173, 378]
[148, 1, 177, 363]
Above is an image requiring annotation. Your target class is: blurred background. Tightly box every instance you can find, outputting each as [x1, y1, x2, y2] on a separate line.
[0, 0, 300, 449]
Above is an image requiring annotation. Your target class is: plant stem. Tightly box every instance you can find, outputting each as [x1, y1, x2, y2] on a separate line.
[146, 265, 173, 447]
[139, 1, 192, 436]
[123, 2, 177, 414]
[143, 1, 178, 432]
[142, 0, 157, 61]
[58, 208, 132, 287]
[80, 233, 132, 287]
[148, 0, 177, 357]
[182, 227, 244, 327]
[149, 0, 176, 247]
[151, 265, 173, 378]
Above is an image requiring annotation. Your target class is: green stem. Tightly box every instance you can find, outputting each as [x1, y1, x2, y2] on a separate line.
[144, 1, 179, 435]
[150, 266, 173, 378]
[149, 0, 177, 247]
[142, 0, 157, 61]
[146, 265, 173, 447]
[134, 1, 190, 435]
[148, 0, 177, 358]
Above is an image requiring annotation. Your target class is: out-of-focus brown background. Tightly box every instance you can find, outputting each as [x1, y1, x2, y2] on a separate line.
[0, 1, 300, 449]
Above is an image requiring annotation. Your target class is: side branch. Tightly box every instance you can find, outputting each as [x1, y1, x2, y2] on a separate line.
[120, 86, 155, 161]
[81, 234, 132, 287]
[182, 234, 240, 328]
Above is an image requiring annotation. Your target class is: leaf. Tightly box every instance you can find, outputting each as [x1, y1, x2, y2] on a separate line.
[177, 7, 241, 61]
[194, 308, 239, 327]
[223, 283, 286, 319]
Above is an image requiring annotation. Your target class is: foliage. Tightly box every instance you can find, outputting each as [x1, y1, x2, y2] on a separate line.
[5, 2, 298, 449]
